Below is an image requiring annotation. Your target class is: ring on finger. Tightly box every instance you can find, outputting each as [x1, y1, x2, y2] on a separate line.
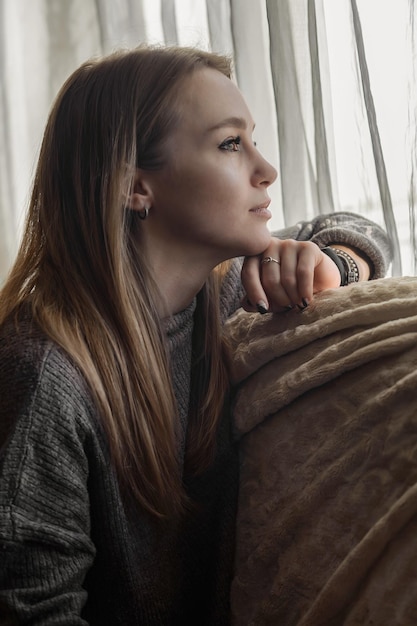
[261, 256, 281, 265]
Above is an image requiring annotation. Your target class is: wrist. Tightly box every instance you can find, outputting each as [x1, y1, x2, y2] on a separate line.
[321, 246, 361, 286]
[331, 245, 371, 281]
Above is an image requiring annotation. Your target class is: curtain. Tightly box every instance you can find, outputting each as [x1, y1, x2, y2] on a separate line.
[0, 0, 412, 282]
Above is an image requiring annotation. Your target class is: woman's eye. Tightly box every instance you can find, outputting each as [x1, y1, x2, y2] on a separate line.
[219, 136, 241, 152]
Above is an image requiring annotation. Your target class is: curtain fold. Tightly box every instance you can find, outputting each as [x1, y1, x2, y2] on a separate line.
[267, 0, 316, 225]
[350, 0, 402, 275]
[308, 0, 336, 214]
[95, 0, 146, 51]
[407, 0, 417, 274]
[266, 0, 340, 225]
[160, 0, 177, 45]
[0, 1, 14, 280]
[206, 0, 234, 57]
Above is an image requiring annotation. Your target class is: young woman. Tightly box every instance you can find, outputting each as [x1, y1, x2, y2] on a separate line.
[0, 45, 391, 625]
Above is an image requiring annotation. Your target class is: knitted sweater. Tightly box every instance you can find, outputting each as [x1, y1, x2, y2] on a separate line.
[0, 213, 391, 625]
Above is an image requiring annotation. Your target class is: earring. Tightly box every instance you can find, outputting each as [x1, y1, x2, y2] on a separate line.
[138, 206, 149, 220]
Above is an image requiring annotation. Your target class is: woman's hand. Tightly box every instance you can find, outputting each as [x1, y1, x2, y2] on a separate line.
[241, 237, 341, 313]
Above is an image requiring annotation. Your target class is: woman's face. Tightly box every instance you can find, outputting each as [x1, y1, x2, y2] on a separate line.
[141, 67, 278, 266]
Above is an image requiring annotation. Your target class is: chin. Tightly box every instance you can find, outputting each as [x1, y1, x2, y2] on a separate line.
[240, 233, 272, 257]
[214, 229, 272, 262]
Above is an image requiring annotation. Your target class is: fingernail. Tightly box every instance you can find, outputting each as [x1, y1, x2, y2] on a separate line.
[297, 298, 309, 311]
[256, 301, 269, 314]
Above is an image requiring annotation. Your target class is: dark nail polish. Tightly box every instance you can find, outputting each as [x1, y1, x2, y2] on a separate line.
[302, 298, 309, 308]
[257, 302, 269, 315]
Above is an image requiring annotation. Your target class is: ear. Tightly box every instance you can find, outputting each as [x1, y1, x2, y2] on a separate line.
[125, 168, 153, 212]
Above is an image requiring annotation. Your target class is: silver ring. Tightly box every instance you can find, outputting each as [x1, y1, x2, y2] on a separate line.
[261, 256, 281, 265]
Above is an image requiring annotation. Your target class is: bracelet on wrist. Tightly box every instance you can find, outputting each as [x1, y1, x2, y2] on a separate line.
[321, 246, 360, 286]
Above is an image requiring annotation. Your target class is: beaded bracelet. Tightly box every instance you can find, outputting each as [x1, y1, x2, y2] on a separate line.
[321, 247, 360, 286]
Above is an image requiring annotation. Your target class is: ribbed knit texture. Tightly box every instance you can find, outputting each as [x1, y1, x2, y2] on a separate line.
[0, 314, 238, 626]
[164, 299, 195, 455]
[0, 212, 391, 625]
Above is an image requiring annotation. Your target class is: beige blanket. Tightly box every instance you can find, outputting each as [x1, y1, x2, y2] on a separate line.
[225, 276, 417, 626]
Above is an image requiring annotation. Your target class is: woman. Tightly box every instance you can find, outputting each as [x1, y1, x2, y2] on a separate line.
[0, 45, 391, 624]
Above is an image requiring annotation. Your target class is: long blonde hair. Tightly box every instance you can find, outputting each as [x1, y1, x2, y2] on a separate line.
[0, 45, 232, 518]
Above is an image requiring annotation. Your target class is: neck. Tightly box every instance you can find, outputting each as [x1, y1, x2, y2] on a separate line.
[159, 270, 206, 317]
[139, 231, 225, 317]
[150, 254, 215, 317]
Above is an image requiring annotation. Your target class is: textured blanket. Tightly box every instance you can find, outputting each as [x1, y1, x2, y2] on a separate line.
[225, 276, 417, 626]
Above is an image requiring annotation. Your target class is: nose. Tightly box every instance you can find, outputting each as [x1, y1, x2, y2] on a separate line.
[252, 151, 278, 188]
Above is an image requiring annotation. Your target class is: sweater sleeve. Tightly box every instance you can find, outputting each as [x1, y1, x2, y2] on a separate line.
[0, 338, 96, 625]
[219, 211, 392, 320]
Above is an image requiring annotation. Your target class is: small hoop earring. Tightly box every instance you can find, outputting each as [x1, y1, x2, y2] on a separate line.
[138, 206, 149, 220]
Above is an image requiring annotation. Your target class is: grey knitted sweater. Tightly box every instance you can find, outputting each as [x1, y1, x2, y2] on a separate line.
[0, 213, 391, 625]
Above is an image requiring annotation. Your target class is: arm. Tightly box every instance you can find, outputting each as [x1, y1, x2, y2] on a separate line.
[242, 211, 392, 313]
[0, 337, 95, 625]
[275, 211, 392, 279]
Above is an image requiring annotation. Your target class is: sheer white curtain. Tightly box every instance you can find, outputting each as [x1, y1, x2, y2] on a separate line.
[0, 0, 413, 281]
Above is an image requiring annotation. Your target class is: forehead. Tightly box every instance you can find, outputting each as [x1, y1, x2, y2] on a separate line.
[176, 67, 254, 132]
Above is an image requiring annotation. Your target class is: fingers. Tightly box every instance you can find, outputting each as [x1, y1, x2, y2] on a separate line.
[242, 240, 322, 313]
[279, 242, 317, 305]
[261, 252, 296, 310]
[241, 255, 270, 313]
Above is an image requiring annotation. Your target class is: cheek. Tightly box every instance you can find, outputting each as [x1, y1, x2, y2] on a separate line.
[194, 169, 247, 212]
[153, 159, 249, 227]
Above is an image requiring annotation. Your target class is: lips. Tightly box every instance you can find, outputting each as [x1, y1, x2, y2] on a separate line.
[250, 199, 271, 211]
[250, 200, 272, 216]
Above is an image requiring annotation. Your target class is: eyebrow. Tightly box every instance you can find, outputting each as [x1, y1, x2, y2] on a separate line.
[207, 117, 255, 132]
